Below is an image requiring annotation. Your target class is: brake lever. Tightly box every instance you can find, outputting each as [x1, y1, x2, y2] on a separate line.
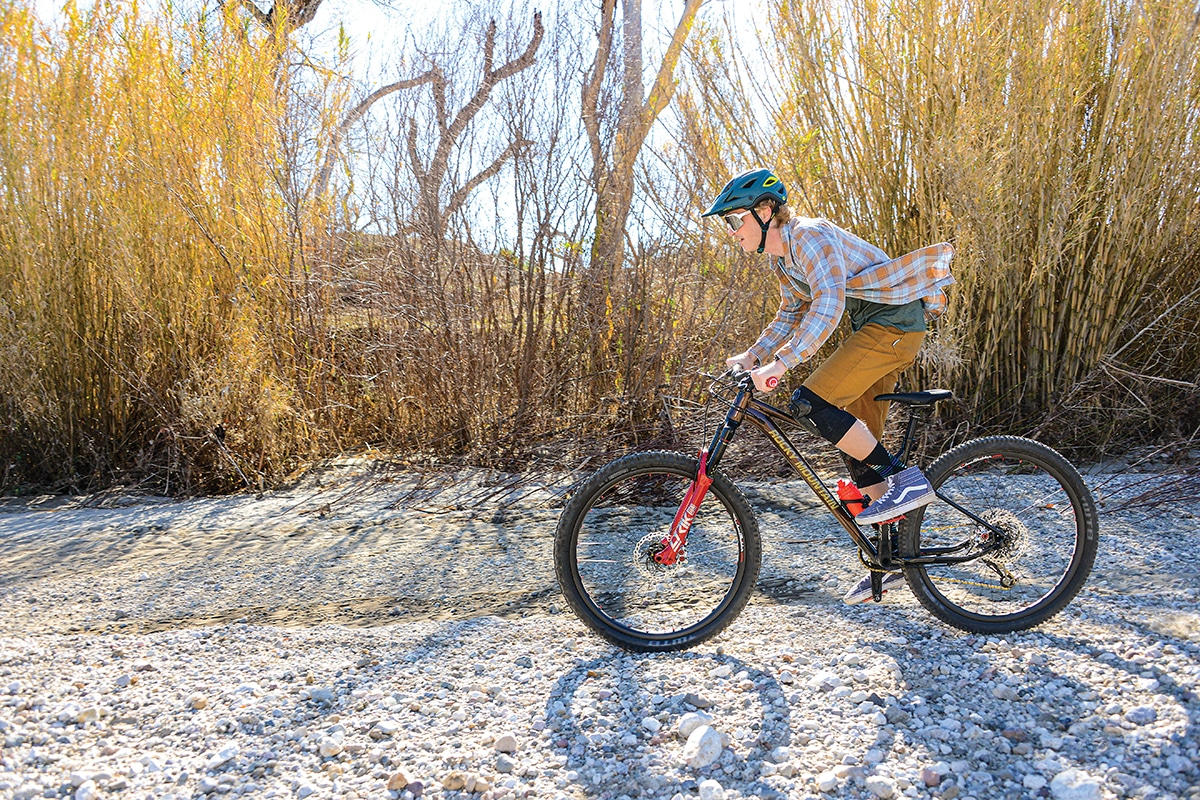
[728, 367, 755, 390]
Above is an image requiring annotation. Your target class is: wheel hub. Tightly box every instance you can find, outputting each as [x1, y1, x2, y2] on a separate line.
[635, 533, 679, 577]
[978, 508, 1028, 562]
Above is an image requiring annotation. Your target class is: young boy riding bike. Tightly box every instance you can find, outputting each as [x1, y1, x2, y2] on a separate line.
[704, 168, 956, 605]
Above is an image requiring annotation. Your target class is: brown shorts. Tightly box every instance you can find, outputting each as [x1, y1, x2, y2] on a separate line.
[802, 323, 925, 440]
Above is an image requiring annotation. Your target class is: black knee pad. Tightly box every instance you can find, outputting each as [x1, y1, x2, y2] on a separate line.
[790, 386, 857, 444]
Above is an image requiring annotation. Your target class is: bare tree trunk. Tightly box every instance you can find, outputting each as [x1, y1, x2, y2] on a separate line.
[410, 13, 544, 242]
[581, 0, 704, 378]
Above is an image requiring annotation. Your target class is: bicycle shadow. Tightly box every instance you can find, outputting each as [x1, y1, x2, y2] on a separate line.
[543, 651, 794, 800]
[764, 601, 1199, 797]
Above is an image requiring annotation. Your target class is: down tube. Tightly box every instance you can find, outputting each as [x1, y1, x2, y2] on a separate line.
[741, 406, 879, 557]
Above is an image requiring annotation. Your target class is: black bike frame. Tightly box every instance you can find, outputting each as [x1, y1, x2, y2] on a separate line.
[699, 380, 1005, 569]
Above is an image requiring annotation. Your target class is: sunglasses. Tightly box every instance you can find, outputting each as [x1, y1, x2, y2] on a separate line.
[723, 209, 754, 231]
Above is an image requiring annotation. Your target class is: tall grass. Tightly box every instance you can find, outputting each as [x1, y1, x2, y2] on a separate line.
[681, 0, 1200, 452]
[1, 0, 1196, 494]
[0, 0, 300, 491]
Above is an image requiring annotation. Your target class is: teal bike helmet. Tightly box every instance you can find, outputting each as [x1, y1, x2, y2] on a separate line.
[701, 168, 788, 253]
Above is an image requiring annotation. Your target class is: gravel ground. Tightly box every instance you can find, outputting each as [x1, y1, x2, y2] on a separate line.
[1, 458, 1198, 800]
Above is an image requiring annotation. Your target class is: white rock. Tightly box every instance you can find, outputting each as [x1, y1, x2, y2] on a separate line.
[681, 725, 722, 768]
[698, 778, 725, 800]
[318, 735, 343, 758]
[677, 711, 714, 739]
[373, 719, 401, 736]
[1166, 754, 1192, 773]
[1050, 769, 1103, 800]
[1024, 775, 1048, 790]
[710, 664, 732, 678]
[816, 770, 839, 792]
[808, 671, 843, 691]
[641, 716, 661, 733]
[1124, 706, 1157, 725]
[865, 775, 897, 799]
[56, 702, 82, 723]
[74, 781, 100, 800]
[206, 743, 239, 769]
[494, 733, 518, 753]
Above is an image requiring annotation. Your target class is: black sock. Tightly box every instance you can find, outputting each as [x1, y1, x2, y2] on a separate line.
[862, 443, 905, 479]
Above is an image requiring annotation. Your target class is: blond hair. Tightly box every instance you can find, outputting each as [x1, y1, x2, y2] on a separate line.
[756, 201, 792, 226]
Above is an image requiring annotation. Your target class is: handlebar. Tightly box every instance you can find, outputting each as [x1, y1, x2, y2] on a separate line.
[699, 367, 755, 398]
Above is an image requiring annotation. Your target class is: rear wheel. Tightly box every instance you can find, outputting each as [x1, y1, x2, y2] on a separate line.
[554, 451, 761, 652]
[900, 436, 1098, 633]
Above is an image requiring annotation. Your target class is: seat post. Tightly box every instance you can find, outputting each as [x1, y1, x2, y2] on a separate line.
[898, 407, 927, 466]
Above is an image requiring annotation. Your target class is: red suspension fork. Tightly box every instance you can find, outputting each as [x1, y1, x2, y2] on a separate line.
[654, 449, 714, 566]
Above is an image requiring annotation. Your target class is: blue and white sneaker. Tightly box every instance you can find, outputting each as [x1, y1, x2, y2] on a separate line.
[843, 571, 906, 605]
[855, 465, 936, 526]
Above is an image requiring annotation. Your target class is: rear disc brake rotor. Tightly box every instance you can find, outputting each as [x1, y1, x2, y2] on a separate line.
[978, 508, 1028, 562]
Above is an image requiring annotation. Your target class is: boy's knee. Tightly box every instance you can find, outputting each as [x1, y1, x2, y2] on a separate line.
[790, 386, 857, 443]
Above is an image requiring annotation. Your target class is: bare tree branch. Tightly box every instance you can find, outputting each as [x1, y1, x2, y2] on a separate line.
[642, 0, 704, 138]
[446, 138, 534, 218]
[417, 11, 544, 235]
[581, 0, 616, 190]
[228, 0, 270, 29]
[315, 69, 439, 197]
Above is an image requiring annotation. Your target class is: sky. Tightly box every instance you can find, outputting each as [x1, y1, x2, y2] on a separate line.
[30, 0, 775, 243]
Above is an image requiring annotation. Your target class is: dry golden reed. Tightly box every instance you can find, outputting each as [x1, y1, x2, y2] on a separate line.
[0, 0, 301, 491]
[1, 0, 1197, 494]
[682, 0, 1200, 451]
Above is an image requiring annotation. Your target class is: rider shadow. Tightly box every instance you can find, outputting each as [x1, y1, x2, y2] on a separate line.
[543, 651, 795, 800]
[824, 616, 1199, 796]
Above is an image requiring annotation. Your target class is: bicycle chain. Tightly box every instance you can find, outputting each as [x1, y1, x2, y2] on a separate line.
[857, 548, 1016, 591]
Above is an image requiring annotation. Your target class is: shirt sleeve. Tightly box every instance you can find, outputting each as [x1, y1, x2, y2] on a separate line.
[748, 260, 810, 366]
[772, 226, 847, 368]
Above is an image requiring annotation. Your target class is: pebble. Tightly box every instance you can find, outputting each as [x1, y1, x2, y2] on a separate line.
[677, 711, 713, 739]
[681, 725, 723, 768]
[1124, 705, 1157, 725]
[0, 468, 1196, 800]
[1049, 769, 1103, 800]
[817, 770, 839, 792]
[865, 775, 897, 798]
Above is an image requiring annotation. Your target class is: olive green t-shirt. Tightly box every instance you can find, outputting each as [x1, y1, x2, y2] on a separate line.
[846, 296, 927, 333]
[788, 271, 926, 333]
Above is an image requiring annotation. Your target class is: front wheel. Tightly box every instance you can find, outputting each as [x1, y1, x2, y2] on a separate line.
[900, 436, 1099, 634]
[554, 451, 761, 652]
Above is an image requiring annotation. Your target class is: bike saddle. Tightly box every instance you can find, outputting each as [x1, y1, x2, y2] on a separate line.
[873, 389, 954, 407]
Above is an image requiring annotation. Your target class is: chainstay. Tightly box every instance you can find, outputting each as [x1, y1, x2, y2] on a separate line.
[859, 549, 1016, 590]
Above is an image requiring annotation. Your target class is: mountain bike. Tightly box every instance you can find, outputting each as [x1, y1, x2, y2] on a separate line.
[553, 369, 1099, 652]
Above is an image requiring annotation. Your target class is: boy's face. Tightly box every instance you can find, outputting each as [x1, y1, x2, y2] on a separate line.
[726, 208, 760, 252]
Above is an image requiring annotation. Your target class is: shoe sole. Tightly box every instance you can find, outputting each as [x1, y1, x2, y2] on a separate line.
[842, 577, 906, 605]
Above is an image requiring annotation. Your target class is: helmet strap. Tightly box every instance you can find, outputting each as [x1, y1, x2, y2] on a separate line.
[751, 209, 771, 254]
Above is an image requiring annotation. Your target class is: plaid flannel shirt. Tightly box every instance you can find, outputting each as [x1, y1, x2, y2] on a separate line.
[747, 218, 955, 369]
